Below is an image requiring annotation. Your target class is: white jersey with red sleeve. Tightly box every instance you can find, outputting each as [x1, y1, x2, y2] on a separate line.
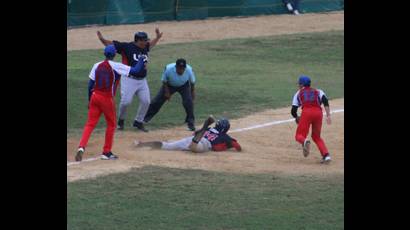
[88, 60, 132, 97]
[292, 87, 326, 109]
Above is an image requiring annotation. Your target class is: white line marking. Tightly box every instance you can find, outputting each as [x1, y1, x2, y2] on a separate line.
[230, 109, 344, 133]
[67, 157, 99, 166]
[67, 108, 344, 167]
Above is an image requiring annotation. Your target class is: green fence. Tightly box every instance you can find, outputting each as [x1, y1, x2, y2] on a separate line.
[67, 0, 344, 27]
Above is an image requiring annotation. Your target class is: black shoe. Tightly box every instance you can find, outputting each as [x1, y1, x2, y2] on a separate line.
[202, 115, 215, 130]
[192, 115, 215, 142]
[117, 119, 124, 130]
[75, 147, 85, 162]
[187, 123, 196, 131]
[101, 152, 118, 160]
[133, 120, 149, 132]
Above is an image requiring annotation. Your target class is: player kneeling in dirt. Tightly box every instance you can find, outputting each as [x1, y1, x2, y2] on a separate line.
[134, 116, 242, 153]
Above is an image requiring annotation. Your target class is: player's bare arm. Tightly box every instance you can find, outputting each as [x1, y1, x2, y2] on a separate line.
[149, 28, 163, 48]
[163, 83, 171, 100]
[321, 95, 331, 124]
[291, 105, 300, 123]
[97, 31, 113, 46]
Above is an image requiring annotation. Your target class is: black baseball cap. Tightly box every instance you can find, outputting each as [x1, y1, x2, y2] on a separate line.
[176, 58, 187, 68]
[134, 31, 148, 41]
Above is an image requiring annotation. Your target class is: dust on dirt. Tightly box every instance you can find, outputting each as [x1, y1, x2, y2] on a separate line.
[67, 99, 344, 182]
[68, 11, 344, 51]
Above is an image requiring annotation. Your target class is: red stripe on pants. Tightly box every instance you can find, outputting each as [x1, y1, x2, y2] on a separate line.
[295, 108, 328, 156]
[79, 92, 116, 153]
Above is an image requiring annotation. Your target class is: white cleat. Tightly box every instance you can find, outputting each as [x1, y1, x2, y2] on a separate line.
[321, 154, 332, 164]
[293, 10, 300, 15]
[302, 140, 311, 157]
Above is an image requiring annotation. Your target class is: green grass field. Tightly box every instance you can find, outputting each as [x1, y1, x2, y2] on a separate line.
[67, 31, 344, 229]
[67, 166, 344, 230]
[67, 30, 344, 134]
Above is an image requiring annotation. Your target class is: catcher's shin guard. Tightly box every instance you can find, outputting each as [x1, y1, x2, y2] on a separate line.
[192, 115, 215, 143]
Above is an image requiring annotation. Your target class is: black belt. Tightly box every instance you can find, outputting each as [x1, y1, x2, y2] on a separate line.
[127, 75, 145, 80]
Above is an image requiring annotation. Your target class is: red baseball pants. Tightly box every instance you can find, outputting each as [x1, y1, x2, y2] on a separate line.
[295, 108, 328, 156]
[79, 92, 116, 154]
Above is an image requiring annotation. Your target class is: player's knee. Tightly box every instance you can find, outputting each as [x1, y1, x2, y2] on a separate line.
[140, 98, 150, 106]
[86, 118, 99, 127]
[106, 120, 116, 128]
[311, 134, 321, 141]
[120, 99, 132, 107]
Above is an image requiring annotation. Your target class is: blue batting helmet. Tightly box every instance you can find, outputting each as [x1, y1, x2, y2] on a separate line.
[104, 45, 116, 58]
[215, 118, 230, 134]
[298, 75, 311, 87]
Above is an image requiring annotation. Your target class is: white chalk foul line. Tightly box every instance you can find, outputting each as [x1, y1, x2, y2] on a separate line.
[230, 108, 344, 133]
[67, 156, 100, 166]
[67, 108, 344, 167]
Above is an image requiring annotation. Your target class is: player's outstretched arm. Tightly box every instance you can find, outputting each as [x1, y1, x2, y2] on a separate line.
[97, 31, 113, 46]
[322, 95, 331, 124]
[149, 28, 163, 49]
[232, 140, 242, 152]
[291, 105, 299, 124]
[129, 56, 145, 75]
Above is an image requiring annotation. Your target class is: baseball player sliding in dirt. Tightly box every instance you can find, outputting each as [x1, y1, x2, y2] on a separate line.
[291, 76, 332, 163]
[97, 28, 163, 132]
[134, 116, 242, 153]
[75, 45, 145, 162]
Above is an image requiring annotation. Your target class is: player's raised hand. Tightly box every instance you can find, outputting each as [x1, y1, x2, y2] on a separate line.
[97, 31, 103, 39]
[155, 28, 163, 39]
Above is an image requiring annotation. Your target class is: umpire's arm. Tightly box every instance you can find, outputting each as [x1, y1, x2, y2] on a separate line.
[161, 68, 171, 100]
[189, 68, 196, 101]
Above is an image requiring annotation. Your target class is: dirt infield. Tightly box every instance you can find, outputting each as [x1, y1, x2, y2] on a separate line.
[68, 11, 343, 51]
[67, 99, 344, 182]
[67, 12, 344, 182]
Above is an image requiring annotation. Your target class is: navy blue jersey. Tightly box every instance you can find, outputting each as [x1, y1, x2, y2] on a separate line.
[203, 128, 241, 151]
[113, 40, 150, 79]
[203, 128, 232, 144]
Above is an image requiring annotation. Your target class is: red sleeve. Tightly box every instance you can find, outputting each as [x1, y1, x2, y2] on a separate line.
[232, 140, 242, 151]
[212, 143, 228, 152]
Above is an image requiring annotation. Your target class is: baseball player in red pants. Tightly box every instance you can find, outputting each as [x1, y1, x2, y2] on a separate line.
[291, 76, 332, 163]
[75, 45, 145, 162]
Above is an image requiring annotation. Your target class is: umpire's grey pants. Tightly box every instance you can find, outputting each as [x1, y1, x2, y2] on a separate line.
[118, 76, 150, 122]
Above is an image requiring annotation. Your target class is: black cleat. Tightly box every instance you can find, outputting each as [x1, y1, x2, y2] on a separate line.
[202, 115, 215, 130]
[302, 140, 311, 157]
[133, 120, 149, 132]
[187, 123, 196, 131]
[75, 147, 84, 162]
[101, 152, 119, 160]
[117, 119, 125, 130]
[192, 115, 215, 142]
